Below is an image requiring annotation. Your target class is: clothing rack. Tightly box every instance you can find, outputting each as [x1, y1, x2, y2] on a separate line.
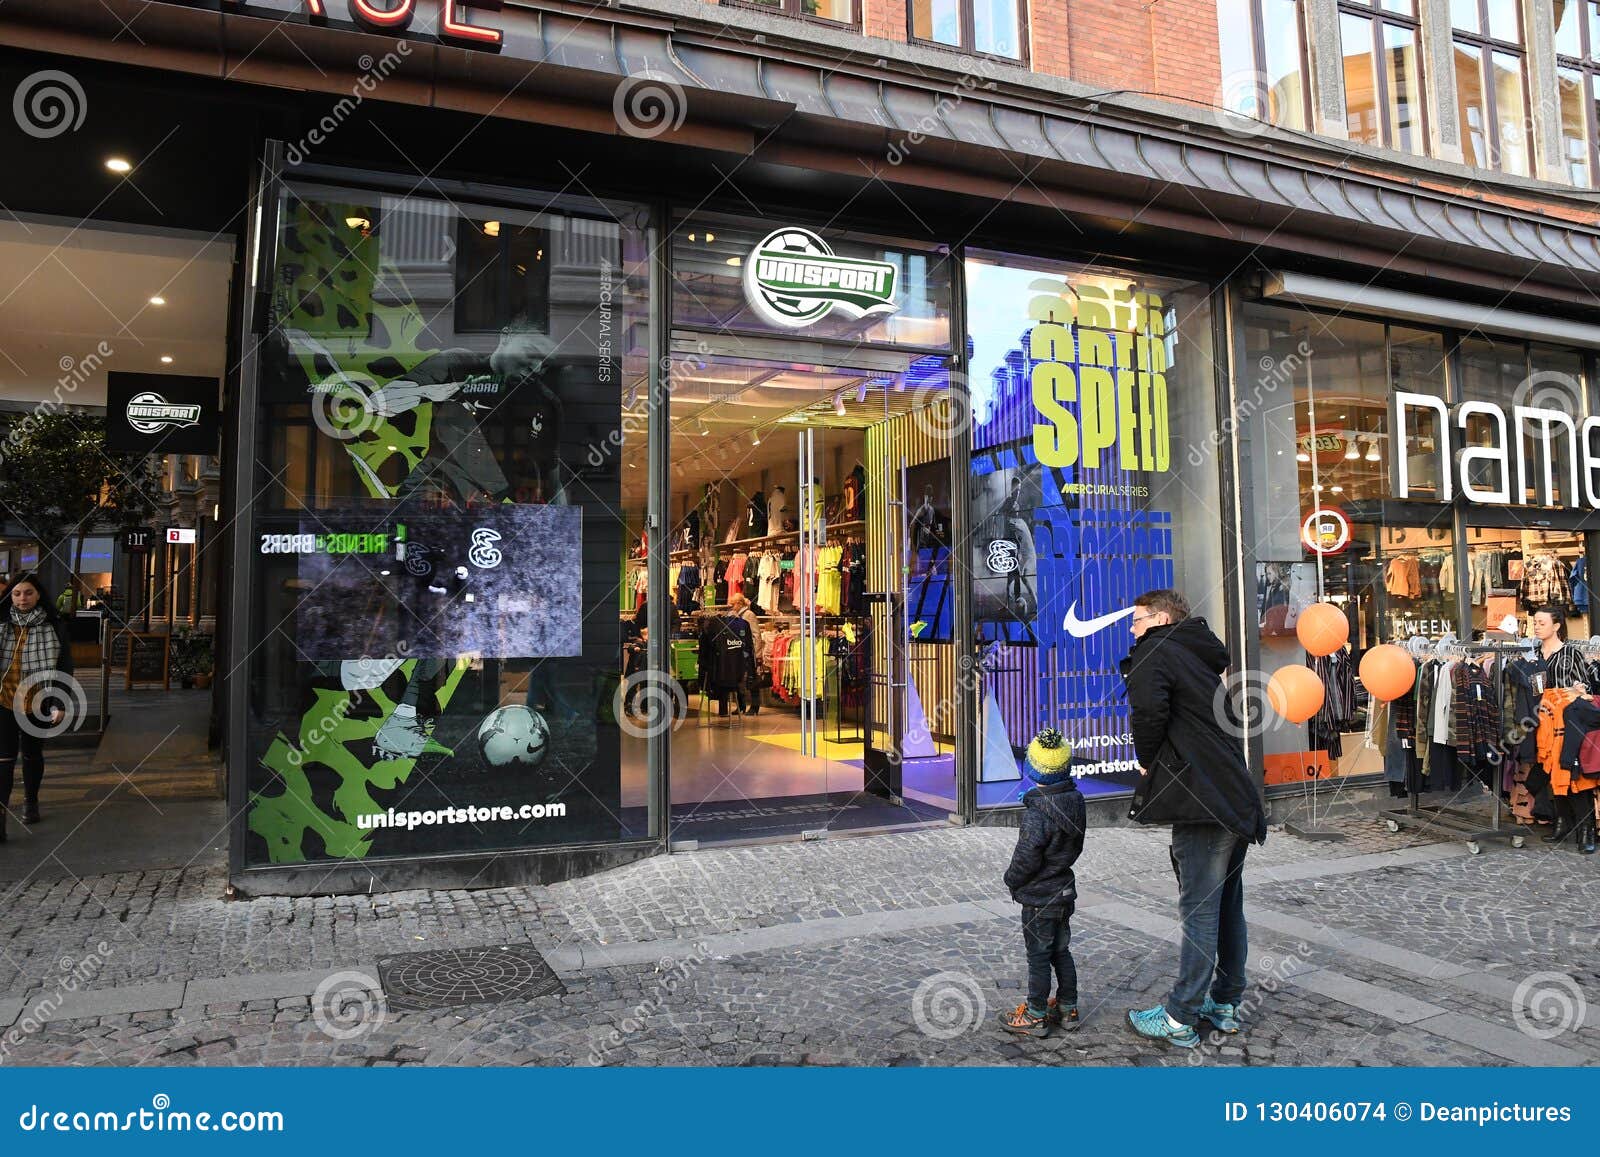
[1380, 635, 1536, 854]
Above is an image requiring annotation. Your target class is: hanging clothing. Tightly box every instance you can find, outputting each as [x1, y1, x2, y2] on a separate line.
[1385, 556, 1422, 599]
[1572, 557, 1589, 613]
[1521, 554, 1572, 608]
[1450, 659, 1498, 770]
[1554, 695, 1600, 795]
[1306, 649, 1355, 759]
[697, 615, 756, 694]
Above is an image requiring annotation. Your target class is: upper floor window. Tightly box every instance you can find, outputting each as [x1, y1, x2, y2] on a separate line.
[1452, 0, 1532, 175]
[1339, 0, 1428, 154]
[1217, 0, 1311, 131]
[730, 0, 856, 23]
[910, 0, 1024, 60]
[1554, 0, 1600, 184]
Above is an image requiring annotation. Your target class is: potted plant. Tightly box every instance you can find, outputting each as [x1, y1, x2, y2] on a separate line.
[170, 627, 215, 690]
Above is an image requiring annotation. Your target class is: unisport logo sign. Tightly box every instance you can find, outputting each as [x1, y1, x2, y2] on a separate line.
[743, 228, 899, 329]
[126, 392, 202, 434]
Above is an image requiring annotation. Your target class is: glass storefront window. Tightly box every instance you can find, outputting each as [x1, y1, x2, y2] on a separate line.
[1245, 302, 1600, 789]
[1242, 304, 1450, 783]
[246, 180, 651, 868]
[965, 253, 1223, 806]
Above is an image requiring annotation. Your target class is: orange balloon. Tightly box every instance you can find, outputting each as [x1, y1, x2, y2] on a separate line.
[1296, 603, 1350, 657]
[1359, 643, 1417, 702]
[1268, 665, 1325, 725]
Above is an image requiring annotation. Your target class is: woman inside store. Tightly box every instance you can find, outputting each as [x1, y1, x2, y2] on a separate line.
[0, 574, 74, 840]
[1530, 605, 1599, 854]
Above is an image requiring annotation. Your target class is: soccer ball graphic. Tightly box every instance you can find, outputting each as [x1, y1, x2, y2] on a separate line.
[477, 705, 550, 770]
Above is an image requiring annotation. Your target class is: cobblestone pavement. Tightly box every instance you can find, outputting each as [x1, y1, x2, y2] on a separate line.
[1, 813, 1595, 1067]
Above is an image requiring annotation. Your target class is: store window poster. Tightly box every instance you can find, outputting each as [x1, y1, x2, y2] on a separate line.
[247, 191, 637, 866]
[905, 459, 953, 642]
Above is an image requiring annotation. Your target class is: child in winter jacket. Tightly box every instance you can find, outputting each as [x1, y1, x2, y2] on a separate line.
[998, 728, 1087, 1038]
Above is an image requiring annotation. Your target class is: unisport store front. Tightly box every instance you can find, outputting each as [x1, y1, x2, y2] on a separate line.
[13, 0, 1600, 892]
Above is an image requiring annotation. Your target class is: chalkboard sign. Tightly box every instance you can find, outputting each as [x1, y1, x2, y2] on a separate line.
[112, 631, 170, 690]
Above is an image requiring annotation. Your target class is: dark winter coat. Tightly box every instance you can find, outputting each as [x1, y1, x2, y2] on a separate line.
[1002, 777, 1086, 909]
[1120, 616, 1267, 844]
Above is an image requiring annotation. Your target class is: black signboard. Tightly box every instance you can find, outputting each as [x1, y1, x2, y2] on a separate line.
[122, 527, 155, 554]
[106, 373, 219, 454]
[111, 631, 170, 690]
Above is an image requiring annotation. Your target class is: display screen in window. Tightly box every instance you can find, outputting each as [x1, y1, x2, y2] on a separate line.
[248, 185, 650, 865]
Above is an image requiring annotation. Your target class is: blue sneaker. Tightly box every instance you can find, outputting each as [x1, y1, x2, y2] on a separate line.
[1199, 997, 1241, 1034]
[1126, 1004, 1200, 1049]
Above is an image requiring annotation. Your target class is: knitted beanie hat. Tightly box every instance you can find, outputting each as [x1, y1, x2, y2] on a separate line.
[1024, 727, 1075, 784]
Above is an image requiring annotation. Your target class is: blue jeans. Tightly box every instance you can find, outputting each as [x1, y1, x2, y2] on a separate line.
[1166, 823, 1249, 1026]
[1020, 904, 1077, 1011]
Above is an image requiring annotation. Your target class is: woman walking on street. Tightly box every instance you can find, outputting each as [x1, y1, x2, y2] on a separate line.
[0, 574, 74, 840]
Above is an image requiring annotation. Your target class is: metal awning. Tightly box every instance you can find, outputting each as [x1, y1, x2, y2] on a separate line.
[4, 0, 1600, 307]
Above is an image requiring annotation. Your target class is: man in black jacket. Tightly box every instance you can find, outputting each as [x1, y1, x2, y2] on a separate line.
[998, 728, 1086, 1038]
[1120, 589, 1266, 1050]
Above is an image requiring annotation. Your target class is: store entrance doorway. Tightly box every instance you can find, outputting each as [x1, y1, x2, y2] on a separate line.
[644, 340, 958, 844]
[0, 216, 231, 880]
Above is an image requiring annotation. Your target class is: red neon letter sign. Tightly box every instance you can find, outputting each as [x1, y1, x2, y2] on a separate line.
[441, 0, 502, 47]
[350, 0, 415, 30]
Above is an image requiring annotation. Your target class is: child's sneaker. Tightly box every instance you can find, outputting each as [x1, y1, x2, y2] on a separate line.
[1126, 1004, 1200, 1049]
[1046, 998, 1080, 1031]
[999, 1002, 1051, 1038]
[1199, 997, 1241, 1034]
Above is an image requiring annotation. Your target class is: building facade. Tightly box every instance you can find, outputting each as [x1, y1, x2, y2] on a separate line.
[0, 0, 1597, 894]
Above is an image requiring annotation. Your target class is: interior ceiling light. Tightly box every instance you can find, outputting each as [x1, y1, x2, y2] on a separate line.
[482, 220, 500, 237]
[834, 393, 847, 417]
[104, 157, 132, 174]
[751, 430, 761, 445]
[1296, 450, 1311, 463]
[345, 215, 371, 231]
[148, 295, 166, 306]
[159, 355, 173, 364]
[856, 382, 868, 403]
[1365, 438, 1381, 462]
[725, 256, 742, 267]
[1344, 437, 1361, 460]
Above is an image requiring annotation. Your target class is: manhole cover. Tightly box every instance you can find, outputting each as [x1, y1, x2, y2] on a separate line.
[377, 945, 566, 1011]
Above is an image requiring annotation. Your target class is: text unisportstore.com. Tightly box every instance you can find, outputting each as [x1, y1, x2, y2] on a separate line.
[356, 803, 567, 831]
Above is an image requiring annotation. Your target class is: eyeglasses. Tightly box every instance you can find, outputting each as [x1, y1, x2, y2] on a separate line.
[1131, 612, 1164, 626]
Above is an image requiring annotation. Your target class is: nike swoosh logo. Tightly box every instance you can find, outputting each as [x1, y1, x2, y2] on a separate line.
[1062, 603, 1136, 637]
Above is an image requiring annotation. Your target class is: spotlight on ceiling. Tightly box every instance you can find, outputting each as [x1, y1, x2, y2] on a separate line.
[148, 295, 166, 307]
[105, 157, 133, 174]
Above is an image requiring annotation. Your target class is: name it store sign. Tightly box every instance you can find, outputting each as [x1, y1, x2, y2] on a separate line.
[157, 0, 504, 48]
[1394, 392, 1600, 509]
